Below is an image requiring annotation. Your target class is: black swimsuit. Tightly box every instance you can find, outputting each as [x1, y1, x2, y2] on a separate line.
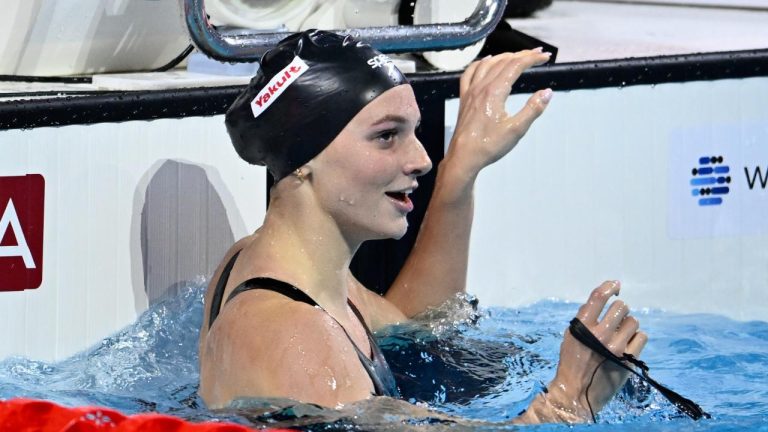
[208, 251, 400, 398]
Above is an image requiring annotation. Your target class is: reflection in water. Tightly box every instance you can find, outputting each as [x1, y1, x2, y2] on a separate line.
[1, 281, 767, 431]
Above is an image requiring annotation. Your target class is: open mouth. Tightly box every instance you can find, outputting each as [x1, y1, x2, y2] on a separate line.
[385, 191, 408, 203]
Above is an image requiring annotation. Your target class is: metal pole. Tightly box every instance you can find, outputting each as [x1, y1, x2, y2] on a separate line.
[183, 0, 506, 62]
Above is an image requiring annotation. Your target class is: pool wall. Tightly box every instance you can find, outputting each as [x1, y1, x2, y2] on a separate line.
[0, 117, 267, 361]
[1, 50, 766, 362]
[451, 77, 768, 321]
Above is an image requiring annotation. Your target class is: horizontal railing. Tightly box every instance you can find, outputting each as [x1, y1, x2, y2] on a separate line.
[182, 0, 506, 62]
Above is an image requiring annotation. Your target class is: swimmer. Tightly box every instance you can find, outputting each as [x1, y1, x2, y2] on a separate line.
[198, 30, 647, 423]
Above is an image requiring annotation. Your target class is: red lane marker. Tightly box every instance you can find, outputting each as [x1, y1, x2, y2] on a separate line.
[0, 398, 298, 432]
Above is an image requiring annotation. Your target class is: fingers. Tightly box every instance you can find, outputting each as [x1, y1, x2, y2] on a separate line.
[577, 280, 621, 324]
[459, 53, 507, 95]
[472, 54, 512, 85]
[504, 89, 552, 138]
[459, 59, 481, 96]
[602, 300, 629, 331]
[459, 50, 551, 97]
[612, 315, 640, 353]
[626, 331, 648, 356]
[492, 51, 551, 92]
[615, 314, 638, 339]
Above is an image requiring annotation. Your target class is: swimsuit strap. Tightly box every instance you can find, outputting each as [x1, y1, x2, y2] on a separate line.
[208, 250, 241, 330]
[206, 251, 400, 398]
[347, 301, 401, 398]
[225, 277, 400, 398]
[227, 276, 317, 306]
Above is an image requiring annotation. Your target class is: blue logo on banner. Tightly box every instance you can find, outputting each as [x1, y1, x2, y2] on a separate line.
[690, 155, 731, 206]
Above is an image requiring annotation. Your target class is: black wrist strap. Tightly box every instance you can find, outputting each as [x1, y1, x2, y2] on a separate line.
[568, 318, 711, 421]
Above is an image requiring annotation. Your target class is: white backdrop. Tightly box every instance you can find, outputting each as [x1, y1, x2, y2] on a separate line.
[0, 116, 267, 361]
[1, 76, 766, 362]
[448, 77, 768, 321]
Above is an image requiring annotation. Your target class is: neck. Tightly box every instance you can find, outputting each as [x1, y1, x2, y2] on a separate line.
[253, 187, 361, 314]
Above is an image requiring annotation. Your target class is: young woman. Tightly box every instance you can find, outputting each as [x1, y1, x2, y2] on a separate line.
[198, 30, 647, 423]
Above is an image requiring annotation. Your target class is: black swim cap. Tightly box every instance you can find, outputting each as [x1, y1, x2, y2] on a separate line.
[225, 30, 409, 181]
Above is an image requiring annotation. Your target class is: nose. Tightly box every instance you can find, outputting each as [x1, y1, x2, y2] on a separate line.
[404, 137, 433, 177]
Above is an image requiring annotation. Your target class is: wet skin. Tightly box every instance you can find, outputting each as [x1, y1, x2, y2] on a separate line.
[199, 50, 647, 422]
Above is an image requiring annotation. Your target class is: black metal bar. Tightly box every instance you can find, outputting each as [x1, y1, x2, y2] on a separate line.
[2, 49, 765, 131]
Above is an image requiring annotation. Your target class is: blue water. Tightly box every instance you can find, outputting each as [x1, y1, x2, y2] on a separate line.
[1, 281, 767, 431]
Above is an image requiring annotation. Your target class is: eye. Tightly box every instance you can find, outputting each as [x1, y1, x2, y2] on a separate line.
[375, 129, 398, 145]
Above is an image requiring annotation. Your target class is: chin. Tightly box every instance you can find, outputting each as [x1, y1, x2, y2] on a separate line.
[388, 221, 409, 240]
[369, 221, 409, 241]
[390, 229, 407, 241]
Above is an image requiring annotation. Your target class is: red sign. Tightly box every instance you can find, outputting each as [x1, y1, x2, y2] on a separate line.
[0, 175, 45, 291]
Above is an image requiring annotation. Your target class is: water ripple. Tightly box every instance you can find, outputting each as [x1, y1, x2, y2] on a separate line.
[0, 282, 766, 431]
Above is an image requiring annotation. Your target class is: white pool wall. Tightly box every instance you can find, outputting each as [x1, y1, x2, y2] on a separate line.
[0, 117, 266, 361]
[1, 77, 766, 362]
[450, 77, 768, 321]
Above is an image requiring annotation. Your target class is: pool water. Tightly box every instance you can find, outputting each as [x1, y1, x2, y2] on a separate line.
[1, 281, 766, 431]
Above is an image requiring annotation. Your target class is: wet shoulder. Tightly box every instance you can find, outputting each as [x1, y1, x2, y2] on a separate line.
[202, 291, 374, 406]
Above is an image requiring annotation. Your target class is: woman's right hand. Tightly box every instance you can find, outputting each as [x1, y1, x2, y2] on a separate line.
[544, 281, 648, 421]
[444, 50, 553, 180]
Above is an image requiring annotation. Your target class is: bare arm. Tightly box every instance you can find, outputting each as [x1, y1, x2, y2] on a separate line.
[199, 296, 375, 408]
[377, 54, 649, 425]
[385, 50, 553, 317]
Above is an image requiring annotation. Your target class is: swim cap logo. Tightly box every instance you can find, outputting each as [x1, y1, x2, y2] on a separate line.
[367, 54, 393, 69]
[250, 56, 309, 118]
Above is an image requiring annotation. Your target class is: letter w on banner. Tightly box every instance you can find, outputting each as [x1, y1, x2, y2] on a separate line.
[0, 175, 45, 291]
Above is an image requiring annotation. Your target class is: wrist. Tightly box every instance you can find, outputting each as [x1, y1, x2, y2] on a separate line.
[434, 156, 478, 204]
[544, 381, 592, 422]
[443, 135, 485, 179]
[520, 388, 588, 424]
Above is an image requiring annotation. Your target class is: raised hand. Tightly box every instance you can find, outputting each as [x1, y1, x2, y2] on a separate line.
[446, 49, 553, 177]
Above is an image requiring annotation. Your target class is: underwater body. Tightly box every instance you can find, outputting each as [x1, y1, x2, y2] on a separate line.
[0, 281, 766, 431]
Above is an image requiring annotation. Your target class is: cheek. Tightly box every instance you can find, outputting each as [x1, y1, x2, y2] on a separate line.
[334, 153, 394, 187]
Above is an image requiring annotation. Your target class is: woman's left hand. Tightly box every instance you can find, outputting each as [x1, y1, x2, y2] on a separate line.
[547, 281, 648, 419]
[446, 50, 553, 177]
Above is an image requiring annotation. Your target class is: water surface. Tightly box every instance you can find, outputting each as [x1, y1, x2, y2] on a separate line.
[1, 282, 766, 431]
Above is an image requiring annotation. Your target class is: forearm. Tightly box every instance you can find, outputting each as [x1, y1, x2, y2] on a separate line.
[385, 155, 478, 317]
[385, 52, 552, 317]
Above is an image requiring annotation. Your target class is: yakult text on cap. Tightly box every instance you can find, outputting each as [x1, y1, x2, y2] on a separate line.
[250, 57, 309, 118]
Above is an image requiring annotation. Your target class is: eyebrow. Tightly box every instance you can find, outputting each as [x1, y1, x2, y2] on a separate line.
[370, 114, 421, 127]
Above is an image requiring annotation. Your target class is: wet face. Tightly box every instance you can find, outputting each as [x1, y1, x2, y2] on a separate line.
[307, 84, 432, 243]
